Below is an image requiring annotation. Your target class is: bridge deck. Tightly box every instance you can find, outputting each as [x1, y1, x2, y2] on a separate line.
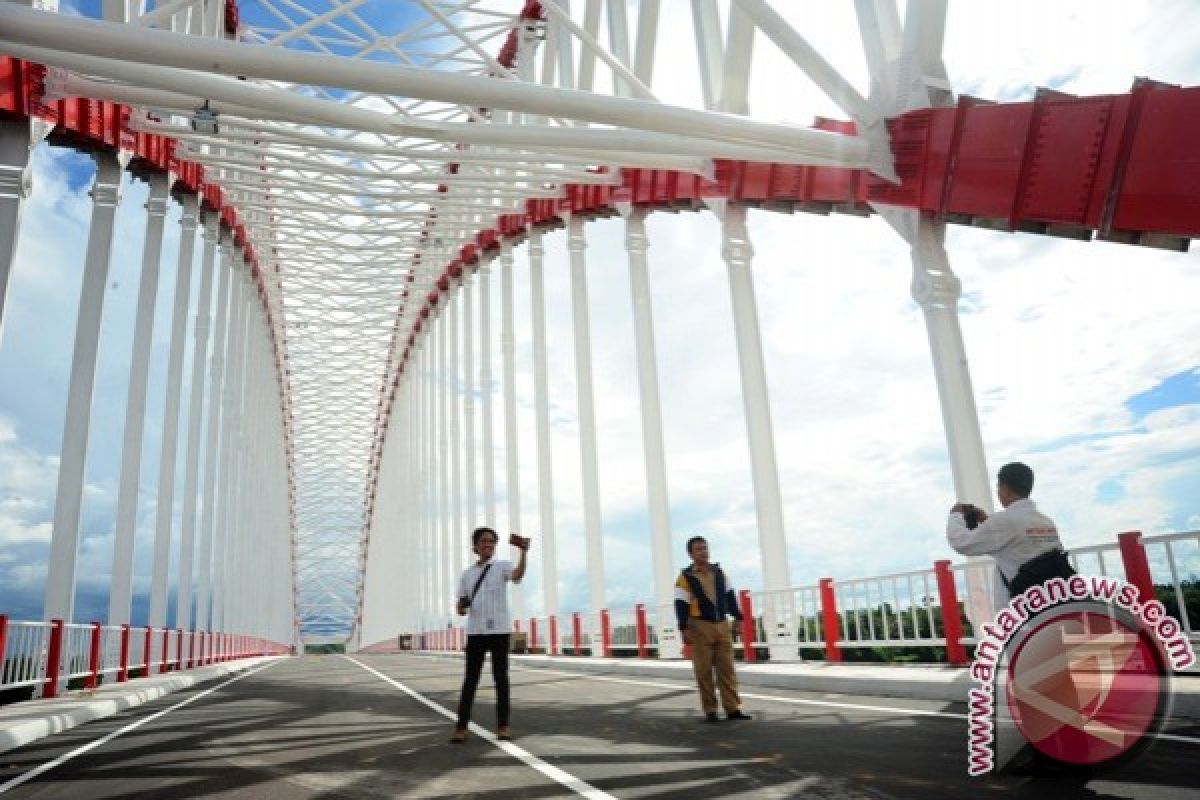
[0, 654, 1197, 798]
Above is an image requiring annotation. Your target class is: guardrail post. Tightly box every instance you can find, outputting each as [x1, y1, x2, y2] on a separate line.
[44, 619, 64, 699]
[1118, 531, 1156, 604]
[187, 631, 195, 669]
[738, 590, 757, 664]
[0, 615, 8, 675]
[118, 624, 130, 682]
[635, 603, 648, 659]
[175, 628, 184, 670]
[86, 621, 102, 690]
[818, 579, 843, 663]
[572, 612, 582, 655]
[549, 615, 558, 656]
[160, 628, 169, 674]
[934, 560, 969, 666]
[600, 609, 612, 657]
[530, 618, 538, 653]
[143, 626, 153, 677]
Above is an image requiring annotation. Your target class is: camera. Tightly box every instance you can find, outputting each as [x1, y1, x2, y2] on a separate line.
[509, 533, 530, 549]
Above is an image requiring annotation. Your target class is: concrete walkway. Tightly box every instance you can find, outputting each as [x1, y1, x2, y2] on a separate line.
[0, 656, 280, 754]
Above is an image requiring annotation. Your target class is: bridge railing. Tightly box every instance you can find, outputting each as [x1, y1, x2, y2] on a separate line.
[0, 617, 291, 701]
[831, 567, 945, 648]
[408, 528, 1196, 666]
[1143, 531, 1199, 641]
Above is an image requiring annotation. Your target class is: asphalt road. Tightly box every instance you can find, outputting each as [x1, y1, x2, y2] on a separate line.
[0, 654, 1196, 799]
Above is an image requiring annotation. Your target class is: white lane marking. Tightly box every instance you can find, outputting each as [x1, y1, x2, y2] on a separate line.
[438, 657, 1200, 744]
[0, 659, 282, 795]
[504, 663, 967, 719]
[343, 656, 616, 800]
[1157, 733, 1200, 744]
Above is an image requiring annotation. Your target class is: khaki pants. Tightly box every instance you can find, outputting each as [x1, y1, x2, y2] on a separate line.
[688, 619, 741, 714]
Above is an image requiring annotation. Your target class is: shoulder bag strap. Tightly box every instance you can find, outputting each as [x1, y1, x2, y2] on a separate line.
[467, 563, 494, 608]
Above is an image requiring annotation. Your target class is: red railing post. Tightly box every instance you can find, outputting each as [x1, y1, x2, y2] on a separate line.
[44, 619, 64, 699]
[738, 590, 757, 664]
[118, 624, 130, 682]
[572, 612, 582, 656]
[160, 628, 169, 674]
[600, 609, 612, 657]
[549, 615, 558, 656]
[635, 603, 648, 659]
[143, 626, 153, 677]
[818, 578, 843, 663]
[175, 628, 183, 670]
[86, 622, 102, 690]
[530, 618, 538, 653]
[187, 631, 195, 669]
[934, 560, 969, 666]
[0, 615, 8, 673]
[1118, 531, 1156, 604]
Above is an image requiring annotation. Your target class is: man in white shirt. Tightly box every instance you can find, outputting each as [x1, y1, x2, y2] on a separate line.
[947, 462, 1064, 607]
[450, 526, 528, 744]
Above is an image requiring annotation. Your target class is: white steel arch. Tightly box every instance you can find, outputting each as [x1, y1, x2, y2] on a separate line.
[0, 0, 1006, 646]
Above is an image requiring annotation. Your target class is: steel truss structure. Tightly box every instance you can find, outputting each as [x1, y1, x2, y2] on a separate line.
[0, 1, 1195, 649]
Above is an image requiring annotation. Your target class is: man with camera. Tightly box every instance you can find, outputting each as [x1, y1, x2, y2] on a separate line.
[675, 536, 752, 723]
[450, 526, 529, 744]
[947, 461, 1069, 604]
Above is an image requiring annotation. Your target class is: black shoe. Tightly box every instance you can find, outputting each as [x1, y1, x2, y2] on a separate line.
[704, 712, 720, 723]
[726, 710, 752, 721]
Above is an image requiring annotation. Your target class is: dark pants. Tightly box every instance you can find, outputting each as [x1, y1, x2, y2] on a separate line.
[455, 634, 511, 729]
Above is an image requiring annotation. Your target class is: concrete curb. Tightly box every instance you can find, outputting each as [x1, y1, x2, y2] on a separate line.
[0, 656, 284, 754]
[411, 651, 1200, 720]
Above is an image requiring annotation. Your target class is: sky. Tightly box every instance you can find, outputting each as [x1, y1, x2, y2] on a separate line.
[1, 1, 1198, 635]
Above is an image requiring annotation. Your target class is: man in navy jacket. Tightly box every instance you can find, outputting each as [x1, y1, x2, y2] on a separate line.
[675, 536, 752, 722]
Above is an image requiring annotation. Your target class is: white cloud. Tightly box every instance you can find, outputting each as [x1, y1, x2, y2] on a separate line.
[0, 517, 52, 546]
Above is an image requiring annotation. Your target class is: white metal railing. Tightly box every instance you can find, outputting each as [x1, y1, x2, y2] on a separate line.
[607, 606, 640, 653]
[0, 621, 287, 697]
[0, 621, 52, 689]
[751, 585, 822, 652]
[401, 529, 1195, 666]
[1067, 541, 1121, 578]
[832, 567, 945, 648]
[950, 561, 998, 644]
[1143, 530, 1199, 640]
[128, 627, 149, 674]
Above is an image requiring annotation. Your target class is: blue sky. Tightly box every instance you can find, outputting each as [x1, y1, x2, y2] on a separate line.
[2, 2, 1199, 636]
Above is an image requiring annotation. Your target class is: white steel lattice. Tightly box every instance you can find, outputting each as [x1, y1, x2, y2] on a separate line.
[0, 0, 932, 640]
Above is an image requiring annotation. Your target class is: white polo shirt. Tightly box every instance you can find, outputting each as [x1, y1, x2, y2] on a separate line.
[946, 497, 1062, 605]
[457, 558, 516, 635]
